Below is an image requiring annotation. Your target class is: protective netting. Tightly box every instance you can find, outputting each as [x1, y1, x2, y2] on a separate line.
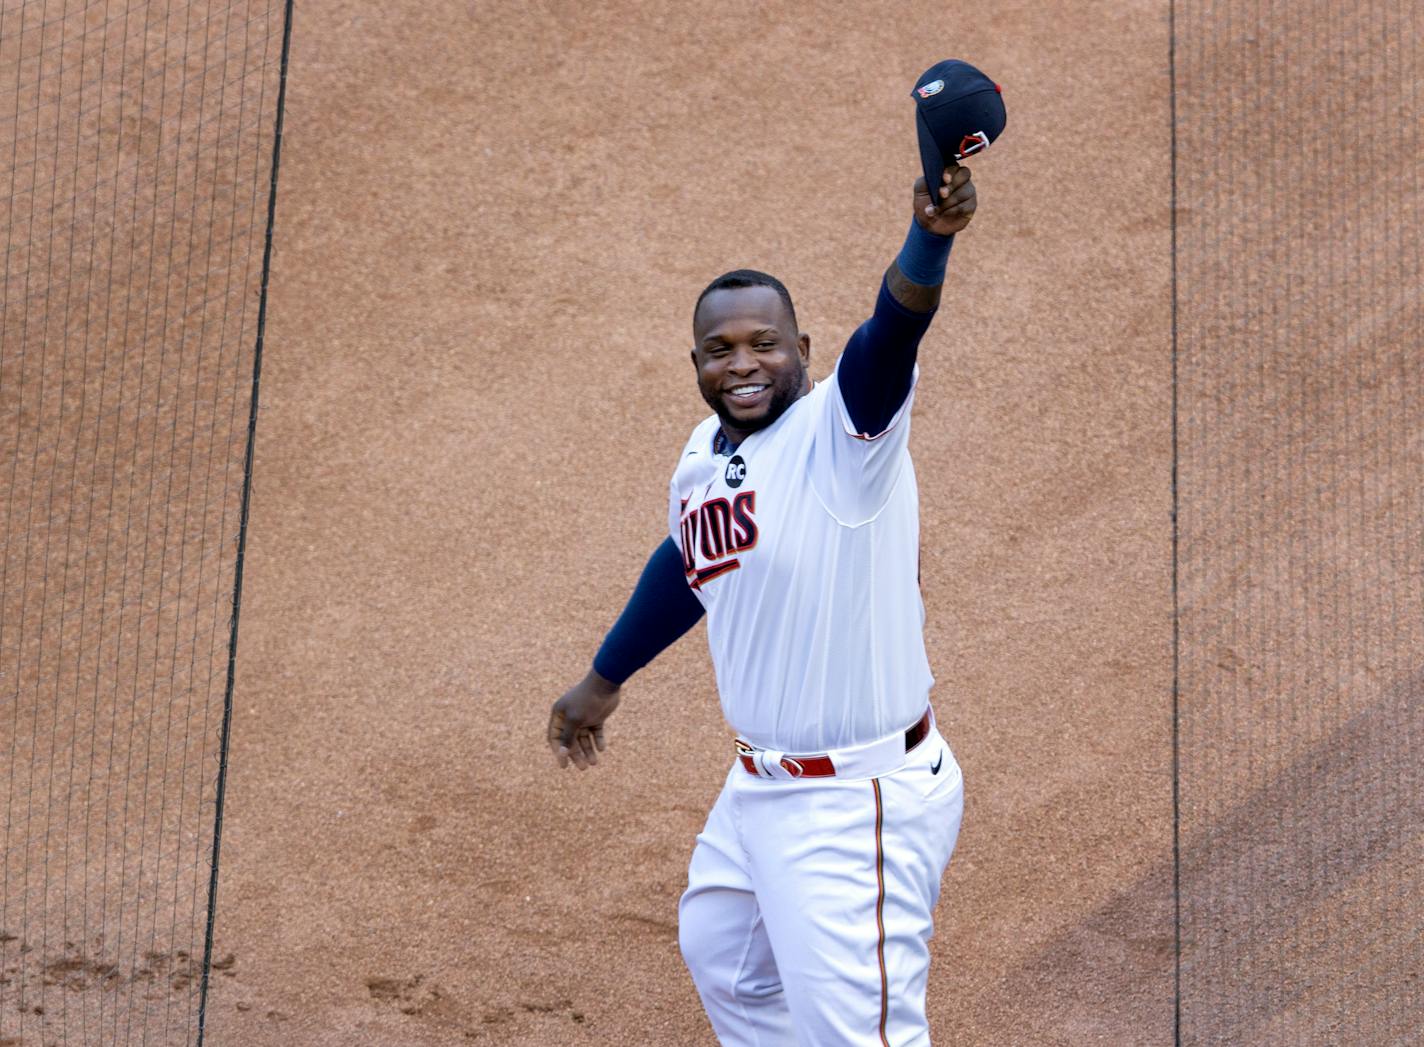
[1, 2, 287, 1043]
[1174, 1, 1423, 1042]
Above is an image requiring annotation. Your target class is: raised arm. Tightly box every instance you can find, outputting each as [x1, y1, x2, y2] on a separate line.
[546, 538, 705, 769]
[836, 164, 977, 437]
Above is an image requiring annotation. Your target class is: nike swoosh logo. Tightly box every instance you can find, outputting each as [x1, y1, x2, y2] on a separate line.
[931, 751, 944, 775]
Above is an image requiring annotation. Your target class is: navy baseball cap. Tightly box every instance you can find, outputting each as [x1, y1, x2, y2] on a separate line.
[912, 59, 1006, 194]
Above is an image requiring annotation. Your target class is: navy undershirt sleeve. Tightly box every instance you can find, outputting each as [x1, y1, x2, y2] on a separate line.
[592, 537, 705, 685]
[836, 277, 939, 437]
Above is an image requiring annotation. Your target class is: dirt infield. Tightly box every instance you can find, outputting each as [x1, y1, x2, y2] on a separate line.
[1172, 3, 1424, 1040]
[5, 0, 1419, 1044]
[201, 1, 1176, 1043]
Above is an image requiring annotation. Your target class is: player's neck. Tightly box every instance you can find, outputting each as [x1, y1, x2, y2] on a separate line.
[715, 377, 814, 454]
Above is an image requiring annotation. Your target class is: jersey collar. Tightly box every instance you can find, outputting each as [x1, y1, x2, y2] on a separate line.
[711, 381, 817, 458]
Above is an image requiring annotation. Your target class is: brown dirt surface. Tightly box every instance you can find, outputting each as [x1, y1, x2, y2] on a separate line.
[3, 0, 1419, 1045]
[1171, 3, 1424, 1041]
[205, 1, 1176, 1043]
[2, 2, 282, 1043]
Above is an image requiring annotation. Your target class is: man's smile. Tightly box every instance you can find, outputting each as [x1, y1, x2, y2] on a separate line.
[726, 383, 771, 406]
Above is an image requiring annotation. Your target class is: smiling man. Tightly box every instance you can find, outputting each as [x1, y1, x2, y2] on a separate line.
[694, 275, 810, 444]
[546, 149, 978, 1043]
[550, 166, 978, 1040]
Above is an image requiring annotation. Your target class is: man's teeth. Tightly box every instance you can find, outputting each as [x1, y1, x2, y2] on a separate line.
[730, 385, 767, 397]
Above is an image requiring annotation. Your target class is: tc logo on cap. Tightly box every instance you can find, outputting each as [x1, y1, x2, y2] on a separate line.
[916, 79, 945, 98]
[954, 131, 990, 160]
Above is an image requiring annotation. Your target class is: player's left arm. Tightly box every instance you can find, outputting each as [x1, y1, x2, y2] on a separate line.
[836, 164, 976, 437]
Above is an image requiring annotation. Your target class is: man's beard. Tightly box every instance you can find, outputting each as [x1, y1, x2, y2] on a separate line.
[701, 363, 807, 436]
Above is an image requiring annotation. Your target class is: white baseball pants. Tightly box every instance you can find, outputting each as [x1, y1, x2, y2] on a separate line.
[678, 723, 964, 1046]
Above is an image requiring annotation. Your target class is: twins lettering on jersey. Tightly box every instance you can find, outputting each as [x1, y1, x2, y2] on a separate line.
[680, 490, 757, 589]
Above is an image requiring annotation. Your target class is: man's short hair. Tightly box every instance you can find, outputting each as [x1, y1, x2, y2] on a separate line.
[694, 269, 798, 331]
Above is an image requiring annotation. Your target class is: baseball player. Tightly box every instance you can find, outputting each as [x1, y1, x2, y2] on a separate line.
[547, 61, 1003, 1046]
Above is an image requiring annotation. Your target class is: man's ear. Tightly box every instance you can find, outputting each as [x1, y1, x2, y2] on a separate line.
[799, 332, 811, 363]
[690, 347, 699, 369]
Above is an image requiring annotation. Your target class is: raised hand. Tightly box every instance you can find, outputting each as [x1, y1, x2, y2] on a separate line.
[913, 163, 976, 236]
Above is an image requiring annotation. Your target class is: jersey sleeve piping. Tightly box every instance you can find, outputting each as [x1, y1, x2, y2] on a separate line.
[832, 360, 919, 442]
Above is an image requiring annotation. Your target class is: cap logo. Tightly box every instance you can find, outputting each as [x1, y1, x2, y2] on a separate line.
[917, 79, 945, 99]
[954, 130, 990, 160]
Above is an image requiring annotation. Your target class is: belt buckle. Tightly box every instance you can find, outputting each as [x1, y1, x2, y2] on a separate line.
[736, 741, 806, 780]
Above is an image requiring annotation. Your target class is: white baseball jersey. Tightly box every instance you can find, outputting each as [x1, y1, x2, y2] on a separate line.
[668, 356, 933, 753]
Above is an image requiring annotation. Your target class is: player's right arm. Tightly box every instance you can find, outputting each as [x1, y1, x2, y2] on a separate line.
[812, 165, 977, 523]
[546, 537, 705, 770]
[836, 164, 977, 438]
